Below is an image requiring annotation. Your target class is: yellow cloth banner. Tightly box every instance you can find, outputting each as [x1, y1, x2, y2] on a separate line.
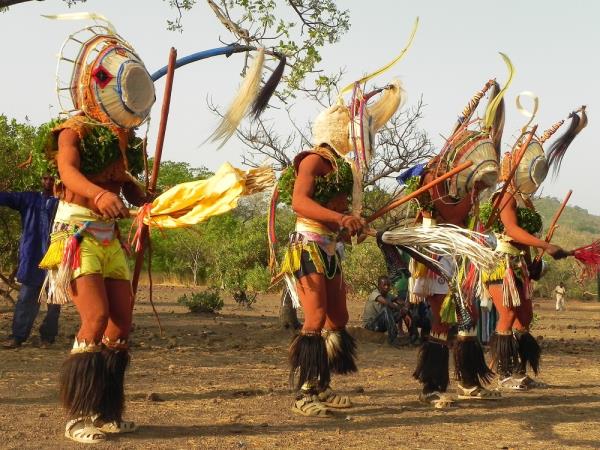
[141, 162, 273, 229]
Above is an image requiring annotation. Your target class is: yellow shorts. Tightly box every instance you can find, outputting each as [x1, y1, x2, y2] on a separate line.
[72, 235, 130, 281]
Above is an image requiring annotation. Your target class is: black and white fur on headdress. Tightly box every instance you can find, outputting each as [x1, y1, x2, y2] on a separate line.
[206, 48, 287, 147]
[546, 106, 588, 176]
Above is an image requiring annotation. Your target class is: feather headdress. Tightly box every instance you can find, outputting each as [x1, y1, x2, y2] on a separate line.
[150, 44, 286, 146]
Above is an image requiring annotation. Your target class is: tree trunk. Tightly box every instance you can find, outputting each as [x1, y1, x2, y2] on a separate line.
[279, 287, 301, 330]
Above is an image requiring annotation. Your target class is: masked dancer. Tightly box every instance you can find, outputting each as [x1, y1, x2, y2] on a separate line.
[39, 17, 284, 443]
[482, 105, 587, 391]
[403, 57, 512, 407]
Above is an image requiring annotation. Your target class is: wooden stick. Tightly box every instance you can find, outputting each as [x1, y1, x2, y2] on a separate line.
[547, 224, 559, 241]
[132, 47, 177, 296]
[534, 190, 572, 262]
[366, 160, 473, 224]
[533, 225, 558, 262]
[485, 125, 538, 229]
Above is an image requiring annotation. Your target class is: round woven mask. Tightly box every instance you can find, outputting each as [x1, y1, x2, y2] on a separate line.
[80, 41, 155, 128]
[514, 141, 548, 194]
[59, 27, 156, 129]
[443, 131, 499, 199]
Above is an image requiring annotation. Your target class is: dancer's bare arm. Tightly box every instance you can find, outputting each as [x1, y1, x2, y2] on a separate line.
[499, 192, 569, 259]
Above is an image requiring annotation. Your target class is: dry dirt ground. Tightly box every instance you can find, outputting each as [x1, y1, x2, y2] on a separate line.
[2, 286, 600, 450]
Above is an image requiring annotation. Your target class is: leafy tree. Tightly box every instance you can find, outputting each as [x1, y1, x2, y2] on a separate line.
[199, 213, 269, 306]
[166, 0, 349, 100]
[0, 115, 49, 298]
[342, 239, 387, 298]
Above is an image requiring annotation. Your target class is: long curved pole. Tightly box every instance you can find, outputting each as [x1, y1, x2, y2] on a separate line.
[150, 44, 254, 81]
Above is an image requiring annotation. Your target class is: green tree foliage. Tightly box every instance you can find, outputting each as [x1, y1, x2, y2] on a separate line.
[342, 239, 387, 298]
[198, 205, 294, 305]
[0, 115, 48, 276]
[0, 115, 47, 192]
[166, 0, 350, 99]
[177, 289, 224, 313]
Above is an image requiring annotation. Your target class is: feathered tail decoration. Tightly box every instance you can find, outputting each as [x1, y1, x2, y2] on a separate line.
[250, 53, 286, 119]
[368, 79, 406, 132]
[209, 48, 265, 147]
[546, 106, 588, 176]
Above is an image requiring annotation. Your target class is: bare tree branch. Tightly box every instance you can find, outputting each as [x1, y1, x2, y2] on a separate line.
[206, 0, 250, 41]
[365, 97, 434, 188]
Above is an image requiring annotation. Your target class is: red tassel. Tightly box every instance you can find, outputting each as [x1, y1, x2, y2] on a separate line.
[129, 203, 153, 252]
[63, 235, 82, 270]
[267, 188, 279, 274]
[573, 240, 600, 279]
[461, 263, 477, 304]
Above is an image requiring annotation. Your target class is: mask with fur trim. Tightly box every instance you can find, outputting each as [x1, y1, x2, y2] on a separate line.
[311, 80, 404, 166]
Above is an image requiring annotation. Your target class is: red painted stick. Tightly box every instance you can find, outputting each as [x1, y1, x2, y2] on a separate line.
[367, 160, 473, 224]
[132, 47, 177, 295]
[535, 190, 572, 262]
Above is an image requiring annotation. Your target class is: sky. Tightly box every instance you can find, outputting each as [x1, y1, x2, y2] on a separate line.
[1, 0, 599, 213]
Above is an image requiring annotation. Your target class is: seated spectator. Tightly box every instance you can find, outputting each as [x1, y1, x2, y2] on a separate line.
[362, 275, 407, 344]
